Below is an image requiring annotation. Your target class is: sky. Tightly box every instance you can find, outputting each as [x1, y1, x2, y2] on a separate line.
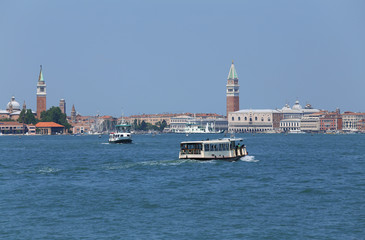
[1, 0, 364, 117]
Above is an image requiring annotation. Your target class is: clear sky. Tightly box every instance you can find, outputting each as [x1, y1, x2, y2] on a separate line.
[1, 0, 364, 117]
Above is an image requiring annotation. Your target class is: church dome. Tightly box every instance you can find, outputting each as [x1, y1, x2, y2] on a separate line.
[282, 104, 291, 110]
[6, 96, 21, 111]
[292, 100, 302, 110]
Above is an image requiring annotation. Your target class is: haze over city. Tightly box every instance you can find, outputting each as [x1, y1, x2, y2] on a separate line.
[1, 0, 364, 117]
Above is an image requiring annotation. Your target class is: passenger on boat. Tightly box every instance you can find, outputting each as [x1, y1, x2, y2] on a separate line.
[238, 143, 242, 156]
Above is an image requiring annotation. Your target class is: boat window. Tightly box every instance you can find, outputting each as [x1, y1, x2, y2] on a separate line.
[204, 144, 209, 151]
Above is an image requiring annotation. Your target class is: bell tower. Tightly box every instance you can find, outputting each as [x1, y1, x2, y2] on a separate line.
[37, 65, 47, 119]
[226, 60, 239, 117]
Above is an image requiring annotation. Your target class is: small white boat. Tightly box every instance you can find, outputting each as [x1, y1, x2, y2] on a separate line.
[109, 124, 132, 144]
[179, 138, 248, 161]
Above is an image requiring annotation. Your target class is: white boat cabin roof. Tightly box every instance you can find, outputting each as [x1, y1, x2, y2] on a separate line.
[180, 138, 243, 144]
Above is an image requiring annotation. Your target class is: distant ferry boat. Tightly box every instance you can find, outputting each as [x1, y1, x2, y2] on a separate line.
[174, 123, 223, 134]
[179, 138, 247, 161]
[109, 123, 132, 144]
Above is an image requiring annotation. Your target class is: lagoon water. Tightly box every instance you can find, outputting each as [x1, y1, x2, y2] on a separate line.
[0, 133, 364, 239]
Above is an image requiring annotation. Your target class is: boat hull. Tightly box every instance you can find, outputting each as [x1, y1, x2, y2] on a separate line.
[109, 139, 132, 144]
[183, 156, 244, 162]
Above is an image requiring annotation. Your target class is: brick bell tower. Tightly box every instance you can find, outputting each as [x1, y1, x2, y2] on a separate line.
[226, 60, 239, 117]
[37, 65, 47, 119]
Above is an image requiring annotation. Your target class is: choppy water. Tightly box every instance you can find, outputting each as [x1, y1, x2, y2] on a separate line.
[0, 133, 364, 239]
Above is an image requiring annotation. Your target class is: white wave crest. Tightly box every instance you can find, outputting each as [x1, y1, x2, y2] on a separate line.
[38, 167, 60, 173]
[240, 155, 259, 162]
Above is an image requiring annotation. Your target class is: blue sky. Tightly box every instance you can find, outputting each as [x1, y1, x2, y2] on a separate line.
[1, 0, 364, 116]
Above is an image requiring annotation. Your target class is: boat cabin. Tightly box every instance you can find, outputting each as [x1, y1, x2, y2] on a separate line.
[109, 124, 132, 143]
[179, 138, 247, 161]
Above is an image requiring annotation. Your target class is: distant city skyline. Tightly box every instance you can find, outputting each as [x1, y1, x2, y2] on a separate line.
[1, 0, 364, 116]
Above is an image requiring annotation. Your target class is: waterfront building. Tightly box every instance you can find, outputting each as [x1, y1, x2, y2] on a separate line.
[36, 65, 47, 118]
[0, 122, 26, 134]
[59, 99, 66, 114]
[228, 109, 281, 133]
[27, 124, 36, 135]
[300, 115, 321, 132]
[226, 61, 239, 117]
[128, 113, 180, 126]
[35, 122, 64, 135]
[72, 122, 91, 134]
[342, 112, 365, 132]
[320, 110, 342, 132]
[128, 113, 224, 130]
[228, 101, 320, 133]
[168, 114, 228, 133]
[358, 119, 365, 132]
[280, 118, 301, 132]
[281, 101, 320, 119]
[169, 115, 195, 132]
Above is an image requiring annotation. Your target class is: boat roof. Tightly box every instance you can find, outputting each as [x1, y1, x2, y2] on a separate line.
[180, 138, 243, 144]
[116, 124, 131, 127]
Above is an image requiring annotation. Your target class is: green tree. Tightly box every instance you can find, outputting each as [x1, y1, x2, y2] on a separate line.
[140, 120, 147, 131]
[18, 109, 38, 125]
[40, 107, 72, 130]
[133, 119, 139, 130]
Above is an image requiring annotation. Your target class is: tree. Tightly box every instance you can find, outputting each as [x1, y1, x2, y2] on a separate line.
[18, 109, 38, 125]
[140, 120, 147, 131]
[40, 107, 72, 130]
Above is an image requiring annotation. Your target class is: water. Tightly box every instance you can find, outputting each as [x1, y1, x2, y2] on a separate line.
[0, 134, 364, 239]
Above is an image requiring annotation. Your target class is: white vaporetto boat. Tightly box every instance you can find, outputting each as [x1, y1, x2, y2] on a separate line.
[179, 138, 247, 161]
[109, 124, 132, 144]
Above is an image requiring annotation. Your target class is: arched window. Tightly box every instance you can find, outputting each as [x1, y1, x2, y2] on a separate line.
[245, 117, 247, 121]
[238, 117, 241, 121]
[232, 117, 234, 121]
[249, 118, 252, 121]
[255, 117, 257, 121]
[261, 117, 264, 121]
[268, 118, 271, 121]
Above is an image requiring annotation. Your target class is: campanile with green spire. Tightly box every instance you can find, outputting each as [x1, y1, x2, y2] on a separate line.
[36, 65, 47, 119]
[226, 60, 240, 117]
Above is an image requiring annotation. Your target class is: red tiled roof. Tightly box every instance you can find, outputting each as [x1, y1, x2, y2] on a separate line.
[342, 112, 365, 116]
[36, 122, 64, 128]
[0, 122, 24, 126]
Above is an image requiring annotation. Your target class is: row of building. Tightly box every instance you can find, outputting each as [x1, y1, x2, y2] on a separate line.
[224, 61, 364, 133]
[2, 62, 364, 135]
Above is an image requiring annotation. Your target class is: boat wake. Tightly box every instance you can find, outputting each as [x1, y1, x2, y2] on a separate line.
[103, 159, 192, 170]
[240, 155, 259, 162]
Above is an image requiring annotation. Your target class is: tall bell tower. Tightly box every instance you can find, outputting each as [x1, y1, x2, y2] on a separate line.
[226, 60, 239, 117]
[37, 65, 47, 119]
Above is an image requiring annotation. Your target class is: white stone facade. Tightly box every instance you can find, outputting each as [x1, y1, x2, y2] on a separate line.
[280, 118, 301, 132]
[342, 112, 365, 132]
[300, 116, 320, 132]
[228, 109, 279, 133]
